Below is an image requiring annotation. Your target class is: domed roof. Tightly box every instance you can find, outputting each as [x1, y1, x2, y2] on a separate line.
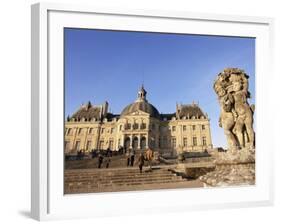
[121, 101, 160, 118]
[121, 85, 160, 118]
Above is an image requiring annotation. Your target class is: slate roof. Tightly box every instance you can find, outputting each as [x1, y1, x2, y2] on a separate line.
[71, 105, 102, 121]
[120, 101, 160, 118]
[177, 104, 205, 119]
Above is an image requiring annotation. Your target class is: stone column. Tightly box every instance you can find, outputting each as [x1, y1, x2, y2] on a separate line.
[207, 123, 213, 148]
[138, 134, 141, 149]
[121, 134, 124, 148]
[130, 134, 133, 148]
[72, 128, 78, 150]
[83, 127, 89, 151]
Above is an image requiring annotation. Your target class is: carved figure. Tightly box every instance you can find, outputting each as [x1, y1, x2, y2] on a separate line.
[214, 83, 238, 149]
[214, 68, 255, 150]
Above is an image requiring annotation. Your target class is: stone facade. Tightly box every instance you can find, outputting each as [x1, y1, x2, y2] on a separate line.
[64, 86, 213, 154]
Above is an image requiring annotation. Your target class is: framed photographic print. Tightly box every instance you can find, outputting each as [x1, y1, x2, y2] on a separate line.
[31, 2, 274, 221]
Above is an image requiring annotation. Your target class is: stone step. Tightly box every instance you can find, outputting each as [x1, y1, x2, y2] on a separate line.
[65, 168, 169, 175]
[65, 171, 173, 178]
[64, 167, 191, 194]
[65, 154, 161, 169]
[65, 174, 178, 181]
[65, 177, 183, 187]
[65, 178, 186, 189]
[65, 173, 178, 181]
[65, 175, 182, 183]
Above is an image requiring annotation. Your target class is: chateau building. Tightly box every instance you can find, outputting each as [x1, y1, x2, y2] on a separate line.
[64, 86, 213, 154]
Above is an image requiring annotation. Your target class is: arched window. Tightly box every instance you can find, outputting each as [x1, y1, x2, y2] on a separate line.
[124, 137, 130, 149]
[140, 123, 146, 129]
[133, 137, 138, 150]
[133, 123, 139, 129]
[140, 137, 146, 149]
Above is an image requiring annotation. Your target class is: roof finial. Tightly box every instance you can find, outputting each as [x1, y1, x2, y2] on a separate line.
[137, 84, 147, 102]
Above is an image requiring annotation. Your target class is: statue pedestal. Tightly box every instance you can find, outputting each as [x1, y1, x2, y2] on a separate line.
[199, 148, 255, 187]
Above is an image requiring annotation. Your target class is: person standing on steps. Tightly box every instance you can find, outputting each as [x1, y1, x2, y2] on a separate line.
[126, 148, 131, 167]
[130, 148, 135, 166]
[98, 151, 104, 169]
[138, 152, 145, 173]
[105, 147, 112, 168]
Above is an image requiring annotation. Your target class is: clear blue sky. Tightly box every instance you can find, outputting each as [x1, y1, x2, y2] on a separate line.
[64, 28, 255, 148]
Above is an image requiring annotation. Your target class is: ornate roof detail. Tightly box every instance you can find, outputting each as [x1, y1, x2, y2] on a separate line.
[71, 103, 102, 121]
[176, 103, 205, 119]
[67, 88, 208, 122]
[136, 84, 147, 102]
[160, 113, 176, 121]
[120, 85, 160, 118]
[121, 101, 160, 118]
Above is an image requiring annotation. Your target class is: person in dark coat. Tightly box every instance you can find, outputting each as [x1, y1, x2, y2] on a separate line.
[98, 151, 104, 169]
[138, 153, 145, 173]
[105, 148, 112, 168]
[126, 149, 130, 167]
[130, 148, 135, 166]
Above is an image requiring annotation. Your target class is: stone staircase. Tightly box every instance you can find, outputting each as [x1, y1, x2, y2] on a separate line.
[65, 153, 160, 169]
[64, 167, 202, 194]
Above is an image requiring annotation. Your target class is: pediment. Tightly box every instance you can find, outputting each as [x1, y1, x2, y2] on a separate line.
[125, 110, 150, 117]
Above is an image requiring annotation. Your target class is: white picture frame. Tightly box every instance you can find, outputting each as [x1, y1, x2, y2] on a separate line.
[31, 2, 275, 221]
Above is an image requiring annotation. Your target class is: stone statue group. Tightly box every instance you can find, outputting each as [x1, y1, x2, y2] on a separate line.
[214, 68, 255, 151]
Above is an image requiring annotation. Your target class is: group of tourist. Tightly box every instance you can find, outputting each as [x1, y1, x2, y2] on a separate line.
[97, 148, 112, 169]
[126, 147, 154, 173]
[95, 147, 154, 173]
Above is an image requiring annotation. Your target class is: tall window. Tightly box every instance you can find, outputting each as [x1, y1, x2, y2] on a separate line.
[101, 128, 105, 134]
[202, 137, 207, 146]
[67, 128, 72, 135]
[126, 123, 131, 130]
[192, 125, 196, 131]
[141, 123, 146, 129]
[99, 140, 104, 149]
[89, 128, 93, 134]
[172, 138, 176, 148]
[65, 141, 70, 152]
[109, 140, 114, 149]
[183, 125, 186, 131]
[86, 140, 92, 150]
[118, 139, 121, 147]
[192, 137, 197, 146]
[119, 125, 122, 131]
[202, 125, 205, 130]
[110, 128, 114, 134]
[75, 141, 80, 151]
[78, 128, 82, 135]
[183, 138, 187, 147]
[133, 123, 139, 130]
[172, 126, 176, 132]
[163, 136, 167, 147]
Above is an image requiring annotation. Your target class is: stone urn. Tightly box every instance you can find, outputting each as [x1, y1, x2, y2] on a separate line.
[177, 153, 185, 162]
[177, 145, 185, 162]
